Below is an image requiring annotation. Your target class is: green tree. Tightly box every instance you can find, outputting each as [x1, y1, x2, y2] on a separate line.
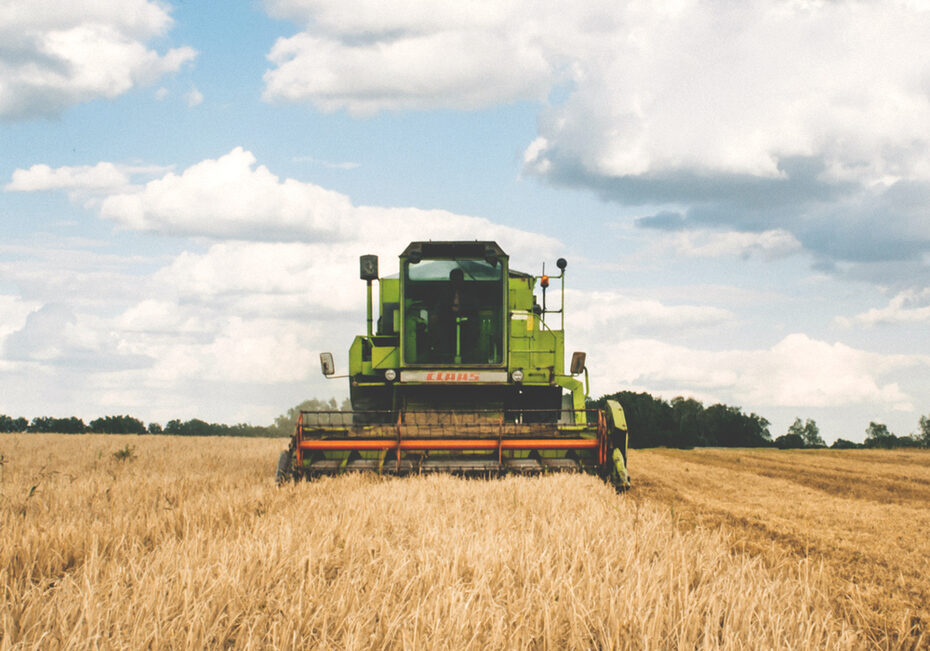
[27, 417, 52, 433]
[147, 422, 163, 434]
[226, 423, 272, 437]
[27, 416, 86, 434]
[671, 397, 706, 447]
[786, 417, 825, 448]
[175, 419, 212, 436]
[749, 412, 773, 445]
[919, 415, 930, 448]
[159, 418, 269, 437]
[88, 415, 146, 434]
[700, 404, 771, 448]
[0, 415, 26, 432]
[801, 419, 825, 448]
[775, 433, 805, 449]
[864, 421, 897, 448]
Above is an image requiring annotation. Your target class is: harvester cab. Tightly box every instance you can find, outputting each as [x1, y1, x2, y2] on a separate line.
[277, 241, 630, 490]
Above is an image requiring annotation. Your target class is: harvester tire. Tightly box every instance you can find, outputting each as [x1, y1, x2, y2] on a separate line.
[276, 449, 294, 484]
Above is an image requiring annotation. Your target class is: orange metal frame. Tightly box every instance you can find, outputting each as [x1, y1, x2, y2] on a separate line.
[296, 410, 609, 471]
[298, 438, 600, 451]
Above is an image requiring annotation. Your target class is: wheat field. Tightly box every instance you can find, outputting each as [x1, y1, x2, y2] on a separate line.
[1, 435, 927, 649]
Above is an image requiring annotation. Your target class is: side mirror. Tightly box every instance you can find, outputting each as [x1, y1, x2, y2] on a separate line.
[320, 352, 335, 377]
[359, 254, 379, 281]
[570, 351, 586, 375]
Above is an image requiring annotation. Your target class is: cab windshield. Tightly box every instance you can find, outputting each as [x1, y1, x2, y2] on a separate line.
[403, 258, 503, 365]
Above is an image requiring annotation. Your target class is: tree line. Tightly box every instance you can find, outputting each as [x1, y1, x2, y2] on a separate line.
[3, 396, 929, 448]
[0, 398, 350, 438]
[589, 391, 773, 448]
[588, 391, 930, 450]
[830, 419, 930, 450]
[0, 414, 272, 437]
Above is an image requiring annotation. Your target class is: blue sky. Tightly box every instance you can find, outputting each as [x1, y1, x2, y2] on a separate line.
[2, 0, 929, 442]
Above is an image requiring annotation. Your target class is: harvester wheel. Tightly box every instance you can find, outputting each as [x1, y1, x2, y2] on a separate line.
[276, 448, 294, 484]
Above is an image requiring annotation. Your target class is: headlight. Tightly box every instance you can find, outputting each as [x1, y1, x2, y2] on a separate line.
[511, 369, 524, 383]
[384, 369, 397, 381]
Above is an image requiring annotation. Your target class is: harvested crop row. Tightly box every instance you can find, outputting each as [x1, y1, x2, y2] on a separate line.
[632, 448, 930, 648]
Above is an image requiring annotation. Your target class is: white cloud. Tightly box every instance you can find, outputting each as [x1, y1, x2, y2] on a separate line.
[260, 0, 930, 273]
[522, 137, 551, 176]
[0, 295, 40, 340]
[2, 303, 150, 370]
[669, 229, 802, 260]
[153, 241, 358, 312]
[3, 303, 79, 362]
[263, 1, 930, 190]
[5, 161, 176, 203]
[524, 2, 930, 186]
[0, 1, 173, 36]
[98, 147, 354, 236]
[6, 162, 130, 192]
[262, 0, 555, 114]
[743, 335, 917, 411]
[0, 0, 196, 120]
[0, 241, 165, 310]
[567, 289, 734, 337]
[185, 86, 203, 107]
[118, 312, 320, 386]
[264, 0, 510, 33]
[31, 148, 561, 264]
[201, 318, 318, 383]
[263, 29, 552, 115]
[842, 288, 930, 327]
[115, 299, 212, 336]
[0, 247, 332, 390]
[590, 333, 921, 411]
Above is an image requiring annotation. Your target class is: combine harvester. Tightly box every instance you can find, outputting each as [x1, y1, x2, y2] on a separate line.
[277, 241, 630, 490]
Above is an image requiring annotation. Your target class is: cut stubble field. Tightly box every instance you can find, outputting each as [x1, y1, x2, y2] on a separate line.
[1, 435, 928, 649]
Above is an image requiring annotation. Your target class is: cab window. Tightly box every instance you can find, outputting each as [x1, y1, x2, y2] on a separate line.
[403, 258, 503, 365]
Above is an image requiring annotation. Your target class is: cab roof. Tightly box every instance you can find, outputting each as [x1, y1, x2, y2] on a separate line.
[400, 241, 507, 260]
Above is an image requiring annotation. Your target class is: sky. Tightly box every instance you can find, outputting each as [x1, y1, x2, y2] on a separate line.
[1, 0, 929, 443]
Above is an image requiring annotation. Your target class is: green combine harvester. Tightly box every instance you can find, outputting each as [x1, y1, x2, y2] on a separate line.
[278, 241, 630, 490]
